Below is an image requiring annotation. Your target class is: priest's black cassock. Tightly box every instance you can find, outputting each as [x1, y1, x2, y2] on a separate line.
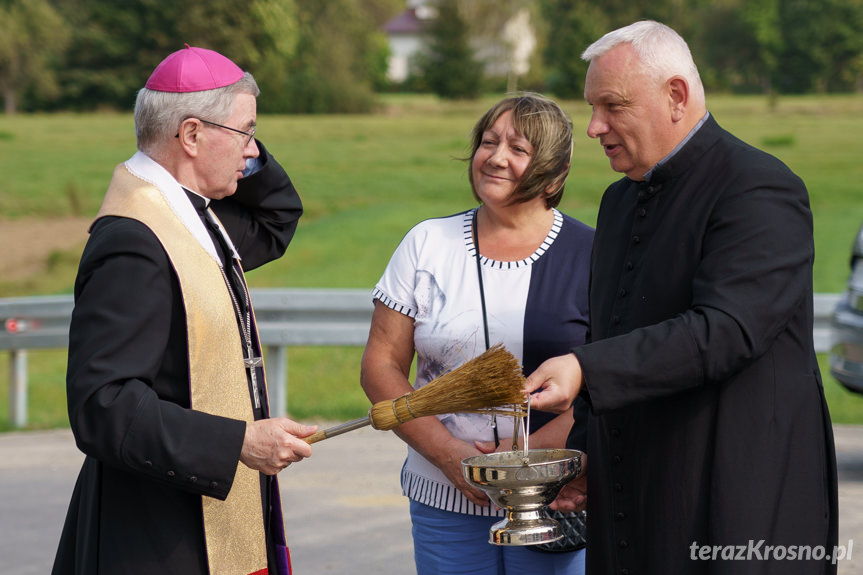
[568, 115, 839, 575]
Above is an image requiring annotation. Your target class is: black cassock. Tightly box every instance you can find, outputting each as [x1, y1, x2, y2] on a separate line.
[52, 141, 303, 575]
[568, 116, 838, 575]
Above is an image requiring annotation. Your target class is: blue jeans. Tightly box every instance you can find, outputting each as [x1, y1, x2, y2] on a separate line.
[410, 499, 585, 575]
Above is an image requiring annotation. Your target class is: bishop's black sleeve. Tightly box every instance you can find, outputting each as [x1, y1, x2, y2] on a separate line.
[210, 139, 303, 271]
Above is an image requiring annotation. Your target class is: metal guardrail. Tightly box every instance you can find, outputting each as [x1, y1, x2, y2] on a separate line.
[814, 293, 842, 352]
[1, 289, 373, 428]
[1, 290, 842, 429]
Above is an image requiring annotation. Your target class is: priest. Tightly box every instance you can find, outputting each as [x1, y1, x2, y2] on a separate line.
[525, 21, 838, 575]
[52, 45, 316, 575]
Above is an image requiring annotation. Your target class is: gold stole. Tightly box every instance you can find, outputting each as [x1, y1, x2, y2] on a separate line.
[98, 163, 269, 575]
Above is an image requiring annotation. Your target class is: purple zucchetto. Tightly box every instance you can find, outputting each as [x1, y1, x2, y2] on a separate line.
[144, 44, 244, 93]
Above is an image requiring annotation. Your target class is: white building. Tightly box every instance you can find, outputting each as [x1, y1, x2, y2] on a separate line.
[383, 1, 536, 87]
[383, 1, 437, 83]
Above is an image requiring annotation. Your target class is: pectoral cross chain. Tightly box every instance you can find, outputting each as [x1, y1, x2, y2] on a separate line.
[207, 208, 264, 411]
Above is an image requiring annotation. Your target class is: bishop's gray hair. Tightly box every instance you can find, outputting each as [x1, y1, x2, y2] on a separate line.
[582, 20, 704, 103]
[134, 72, 259, 155]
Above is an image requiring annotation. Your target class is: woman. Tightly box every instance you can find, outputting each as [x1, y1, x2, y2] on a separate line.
[361, 93, 592, 575]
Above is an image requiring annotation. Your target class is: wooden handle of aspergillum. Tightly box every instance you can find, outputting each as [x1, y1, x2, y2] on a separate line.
[303, 416, 372, 444]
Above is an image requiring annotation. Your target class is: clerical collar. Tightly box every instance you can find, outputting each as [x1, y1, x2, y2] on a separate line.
[125, 151, 221, 265]
[124, 151, 242, 264]
[184, 188, 210, 209]
[181, 188, 242, 266]
[643, 111, 710, 182]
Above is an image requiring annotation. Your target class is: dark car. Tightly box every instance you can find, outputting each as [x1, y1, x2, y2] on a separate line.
[830, 222, 863, 394]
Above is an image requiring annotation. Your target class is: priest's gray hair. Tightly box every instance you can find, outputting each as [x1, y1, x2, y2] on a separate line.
[582, 20, 705, 104]
[134, 72, 260, 155]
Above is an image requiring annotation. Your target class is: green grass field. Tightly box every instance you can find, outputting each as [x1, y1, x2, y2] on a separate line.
[2, 93, 863, 430]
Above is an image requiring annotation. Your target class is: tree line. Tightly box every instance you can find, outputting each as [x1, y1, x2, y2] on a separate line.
[1, 0, 862, 115]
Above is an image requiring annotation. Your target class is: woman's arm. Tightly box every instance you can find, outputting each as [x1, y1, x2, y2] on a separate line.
[525, 407, 575, 449]
[360, 301, 490, 506]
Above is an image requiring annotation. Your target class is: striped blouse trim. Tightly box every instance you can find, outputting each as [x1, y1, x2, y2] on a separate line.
[372, 288, 417, 318]
[463, 208, 563, 270]
[401, 467, 506, 517]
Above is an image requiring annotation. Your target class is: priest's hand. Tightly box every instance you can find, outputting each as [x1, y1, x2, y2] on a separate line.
[240, 418, 318, 475]
[524, 353, 583, 413]
[550, 454, 587, 513]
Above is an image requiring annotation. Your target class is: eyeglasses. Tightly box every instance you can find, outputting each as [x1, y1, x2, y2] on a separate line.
[197, 119, 256, 146]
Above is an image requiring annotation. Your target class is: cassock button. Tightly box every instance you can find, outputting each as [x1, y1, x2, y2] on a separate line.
[632, 236, 640, 244]
[619, 539, 629, 549]
[614, 482, 623, 492]
[616, 512, 626, 520]
[210, 481, 219, 489]
[625, 261, 634, 270]
[189, 476, 198, 484]
[618, 288, 627, 297]
[144, 460, 153, 468]
[613, 455, 622, 464]
[620, 569, 630, 575]
[167, 470, 175, 478]
[612, 316, 620, 325]
[639, 208, 647, 217]
[611, 427, 621, 438]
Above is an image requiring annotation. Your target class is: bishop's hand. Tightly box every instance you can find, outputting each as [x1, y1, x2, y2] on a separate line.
[240, 418, 317, 475]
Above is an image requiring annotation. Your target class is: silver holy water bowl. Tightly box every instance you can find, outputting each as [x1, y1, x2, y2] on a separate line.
[462, 448, 583, 546]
